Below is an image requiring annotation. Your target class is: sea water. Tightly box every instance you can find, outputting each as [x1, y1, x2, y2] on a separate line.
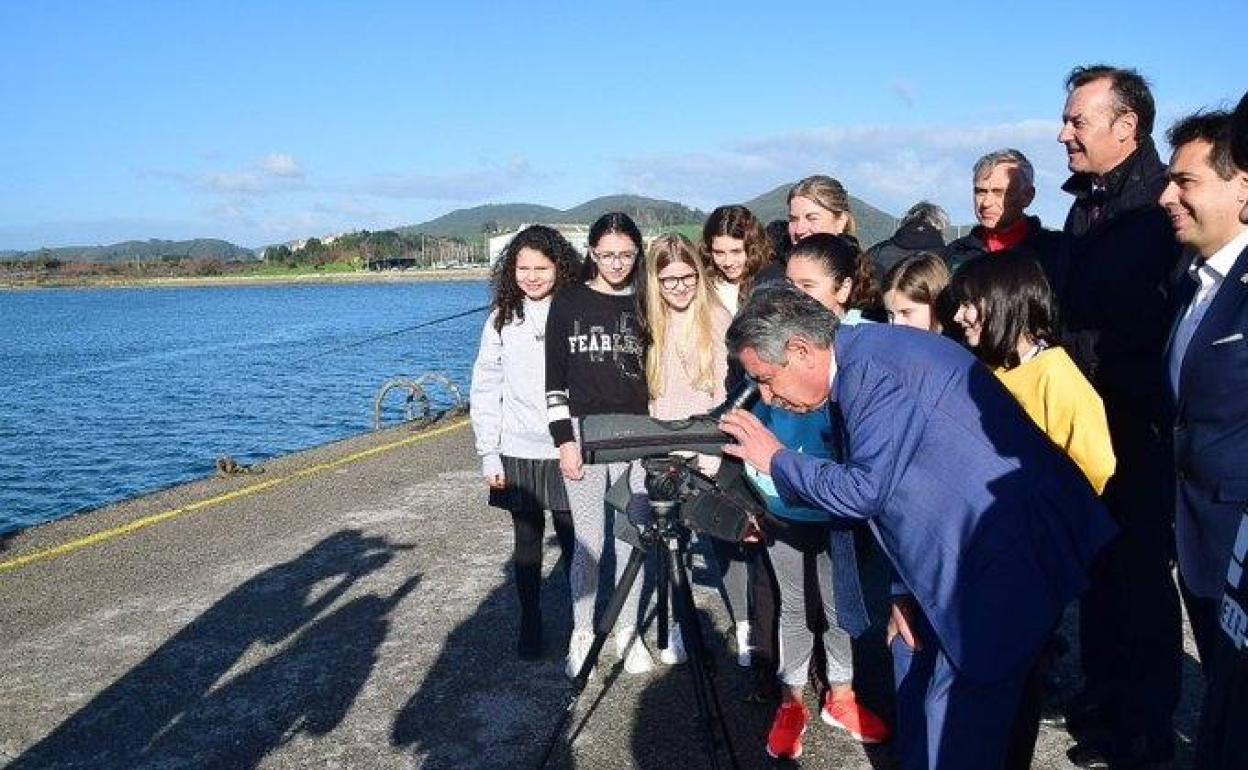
[0, 281, 489, 533]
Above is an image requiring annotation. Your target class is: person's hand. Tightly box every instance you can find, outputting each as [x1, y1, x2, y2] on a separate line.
[740, 515, 764, 545]
[558, 441, 584, 481]
[886, 596, 922, 651]
[486, 473, 506, 490]
[718, 408, 784, 474]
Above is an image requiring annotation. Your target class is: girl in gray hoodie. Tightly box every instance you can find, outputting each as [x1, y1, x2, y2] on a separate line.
[470, 225, 583, 659]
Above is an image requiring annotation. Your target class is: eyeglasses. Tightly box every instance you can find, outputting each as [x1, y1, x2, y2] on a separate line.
[592, 250, 637, 265]
[659, 274, 698, 291]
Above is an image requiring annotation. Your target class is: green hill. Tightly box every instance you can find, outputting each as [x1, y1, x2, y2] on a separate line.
[398, 186, 898, 248]
[563, 195, 705, 229]
[4, 185, 908, 265]
[5, 238, 257, 264]
[399, 195, 706, 241]
[741, 183, 898, 248]
[395, 203, 566, 240]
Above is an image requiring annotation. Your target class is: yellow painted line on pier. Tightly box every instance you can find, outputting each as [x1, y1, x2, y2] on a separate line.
[0, 418, 471, 575]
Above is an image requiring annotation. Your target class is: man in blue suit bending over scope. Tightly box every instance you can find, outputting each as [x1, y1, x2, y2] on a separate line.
[719, 285, 1117, 770]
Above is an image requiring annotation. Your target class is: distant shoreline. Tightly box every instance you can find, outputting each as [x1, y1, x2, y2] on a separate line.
[0, 267, 491, 291]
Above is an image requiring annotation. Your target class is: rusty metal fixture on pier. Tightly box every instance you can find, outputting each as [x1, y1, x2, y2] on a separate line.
[373, 373, 465, 430]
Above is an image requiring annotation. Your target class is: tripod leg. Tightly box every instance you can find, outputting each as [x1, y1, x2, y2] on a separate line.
[667, 538, 742, 770]
[656, 544, 670, 649]
[534, 541, 648, 770]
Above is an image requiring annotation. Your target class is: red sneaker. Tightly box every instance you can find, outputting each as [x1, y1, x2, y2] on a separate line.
[766, 700, 810, 759]
[821, 688, 891, 743]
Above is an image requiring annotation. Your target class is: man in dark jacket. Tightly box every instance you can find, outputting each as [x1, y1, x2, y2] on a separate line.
[944, 149, 1062, 277]
[1053, 64, 1184, 770]
[866, 201, 947, 281]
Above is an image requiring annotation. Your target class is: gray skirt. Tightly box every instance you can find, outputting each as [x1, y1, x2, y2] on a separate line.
[488, 455, 570, 513]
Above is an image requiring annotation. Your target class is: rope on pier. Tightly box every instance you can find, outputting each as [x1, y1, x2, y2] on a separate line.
[300, 303, 490, 362]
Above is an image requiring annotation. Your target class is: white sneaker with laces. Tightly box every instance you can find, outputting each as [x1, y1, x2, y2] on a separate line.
[615, 626, 654, 674]
[735, 621, 752, 668]
[565, 629, 594, 678]
[659, 622, 688, 665]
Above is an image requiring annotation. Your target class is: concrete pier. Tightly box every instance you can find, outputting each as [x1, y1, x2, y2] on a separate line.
[0, 418, 1203, 769]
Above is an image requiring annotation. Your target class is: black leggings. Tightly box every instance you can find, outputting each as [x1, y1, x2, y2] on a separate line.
[510, 507, 575, 619]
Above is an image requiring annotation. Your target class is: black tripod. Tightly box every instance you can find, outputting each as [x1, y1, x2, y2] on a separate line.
[535, 494, 741, 770]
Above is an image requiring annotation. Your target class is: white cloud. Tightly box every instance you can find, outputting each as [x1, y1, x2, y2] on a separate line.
[259, 153, 304, 178]
[202, 171, 268, 194]
[615, 119, 1074, 226]
[342, 156, 545, 201]
[311, 198, 386, 218]
[166, 152, 308, 195]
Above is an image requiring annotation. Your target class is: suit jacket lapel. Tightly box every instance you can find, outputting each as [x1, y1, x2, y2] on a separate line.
[1180, 244, 1248, 395]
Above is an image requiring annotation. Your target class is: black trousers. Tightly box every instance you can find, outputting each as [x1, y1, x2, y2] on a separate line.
[1078, 419, 1182, 737]
[510, 507, 575, 623]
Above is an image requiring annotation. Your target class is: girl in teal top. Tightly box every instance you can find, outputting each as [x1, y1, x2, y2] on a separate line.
[747, 399, 890, 755]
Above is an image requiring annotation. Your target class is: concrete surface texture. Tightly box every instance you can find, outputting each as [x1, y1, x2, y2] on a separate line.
[0, 419, 1203, 769]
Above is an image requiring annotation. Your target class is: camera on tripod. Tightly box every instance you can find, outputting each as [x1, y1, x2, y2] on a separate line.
[578, 380, 762, 545]
[537, 382, 761, 770]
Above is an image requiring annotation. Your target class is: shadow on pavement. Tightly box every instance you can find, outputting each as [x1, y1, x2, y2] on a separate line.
[9, 529, 415, 770]
[391, 557, 575, 770]
[391, 525, 900, 770]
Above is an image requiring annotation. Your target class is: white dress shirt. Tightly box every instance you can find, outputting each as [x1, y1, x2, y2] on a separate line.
[1169, 226, 1248, 397]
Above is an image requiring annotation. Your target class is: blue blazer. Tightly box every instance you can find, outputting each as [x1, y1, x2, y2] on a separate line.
[1169, 244, 1248, 598]
[771, 324, 1117, 683]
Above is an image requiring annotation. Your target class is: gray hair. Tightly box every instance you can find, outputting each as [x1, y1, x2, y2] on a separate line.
[900, 201, 950, 232]
[726, 284, 839, 364]
[972, 148, 1035, 189]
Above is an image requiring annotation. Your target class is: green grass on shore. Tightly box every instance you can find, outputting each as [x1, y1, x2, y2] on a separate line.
[241, 261, 362, 276]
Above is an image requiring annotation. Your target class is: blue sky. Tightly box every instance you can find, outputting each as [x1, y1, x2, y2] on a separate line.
[1, 0, 1244, 250]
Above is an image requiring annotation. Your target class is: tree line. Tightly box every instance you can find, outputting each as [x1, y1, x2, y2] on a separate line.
[264, 230, 483, 269]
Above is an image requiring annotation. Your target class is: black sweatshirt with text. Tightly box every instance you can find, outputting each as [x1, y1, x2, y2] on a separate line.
[544, 282, 648, 447]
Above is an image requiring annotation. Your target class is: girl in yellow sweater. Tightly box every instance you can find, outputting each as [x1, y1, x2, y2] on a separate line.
[949, 254, 1116, 494]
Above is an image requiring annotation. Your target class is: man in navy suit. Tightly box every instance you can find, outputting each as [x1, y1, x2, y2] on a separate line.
[1163, 110, 1248, 655]
[1161, 108, 1248, 769]
[719, 285, 1117, 770]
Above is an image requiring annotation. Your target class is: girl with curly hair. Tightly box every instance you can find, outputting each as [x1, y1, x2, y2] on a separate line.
[470, 224, 582, 659]
[700, 205, 776, 316]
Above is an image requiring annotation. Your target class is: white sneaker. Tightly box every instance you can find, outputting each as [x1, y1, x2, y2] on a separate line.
[615, 627, 654, 674]
[566, 629, 594, 678]
[658, 623, 688, 665]
[735, 621, 752, 668]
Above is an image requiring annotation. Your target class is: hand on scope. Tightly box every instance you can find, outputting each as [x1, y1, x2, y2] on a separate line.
[718, 408, 783, 474]
[486, 473, 506, 490]
[558, 441, 585, 481]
